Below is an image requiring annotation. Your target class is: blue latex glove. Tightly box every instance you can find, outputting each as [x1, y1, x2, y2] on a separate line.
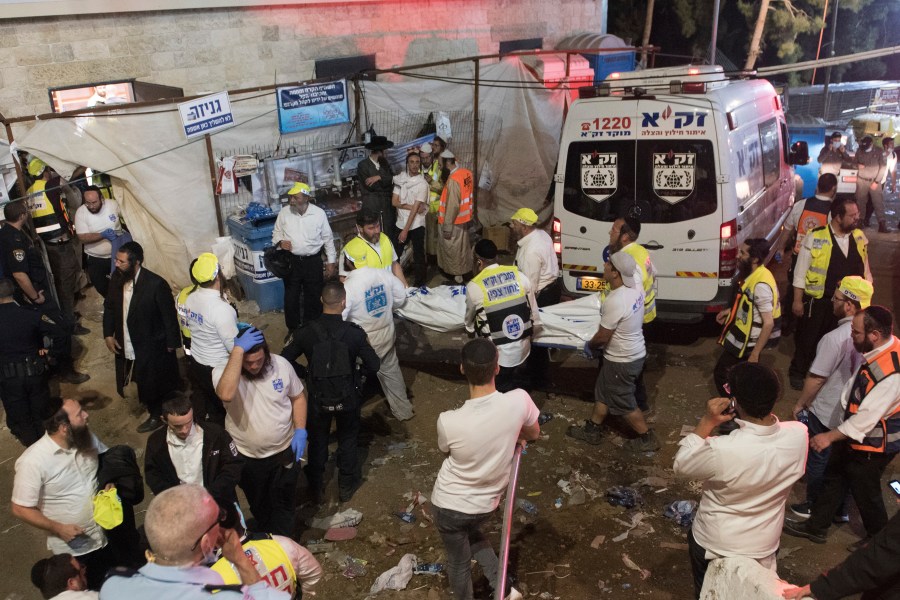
[583, 340, 594, 359]
[101, 228, 117, 241]
[234, 326, 265, 352]
[291, 428, 307, 461]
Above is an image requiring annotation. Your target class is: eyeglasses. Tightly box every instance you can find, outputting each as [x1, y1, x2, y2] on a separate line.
[831, 294, 848, 303]
[191, 507, 227, 551]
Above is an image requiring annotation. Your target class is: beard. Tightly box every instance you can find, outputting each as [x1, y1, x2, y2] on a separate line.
[68, 423, 94, 451]
[87, 204, 102, 214]
[854, 338, 875, 354]
[737, 259, 753, 280]
[440, 168, 451, 183]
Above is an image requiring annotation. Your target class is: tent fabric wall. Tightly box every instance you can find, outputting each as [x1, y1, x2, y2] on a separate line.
[13, 57, 568, 288]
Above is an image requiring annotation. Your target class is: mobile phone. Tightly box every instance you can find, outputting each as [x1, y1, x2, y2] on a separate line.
[890, 480, 900, 497]
[721, 399, 736, 416]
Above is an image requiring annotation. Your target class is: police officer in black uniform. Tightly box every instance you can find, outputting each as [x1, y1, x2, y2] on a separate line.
[0, 201, 88, 384]
[0, 278, 67, 446]
[281, 280, 380, 504]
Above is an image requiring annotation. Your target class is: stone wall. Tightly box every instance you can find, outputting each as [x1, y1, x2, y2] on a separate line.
[0, 0, 603, 121]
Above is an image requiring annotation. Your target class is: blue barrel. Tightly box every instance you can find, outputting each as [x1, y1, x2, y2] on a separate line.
[227, 215, 284, 312]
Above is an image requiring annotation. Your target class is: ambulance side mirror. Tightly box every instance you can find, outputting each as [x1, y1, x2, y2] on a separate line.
[789, 141, 810, 166]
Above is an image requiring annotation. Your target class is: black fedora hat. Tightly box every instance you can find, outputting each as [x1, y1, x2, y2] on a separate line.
[365, 135, 395, 151]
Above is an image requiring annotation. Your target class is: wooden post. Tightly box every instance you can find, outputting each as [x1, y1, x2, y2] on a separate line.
[472, 58, 480, 221]
[204, 134, 225, 236]
[353, 77, 362, 136]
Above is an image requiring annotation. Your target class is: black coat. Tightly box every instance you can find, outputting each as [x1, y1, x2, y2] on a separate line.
[103, 267, 181, 400]
[144, 421, 244, 508]
[810, 510, 900, 599]
[97, 445, 145, 505]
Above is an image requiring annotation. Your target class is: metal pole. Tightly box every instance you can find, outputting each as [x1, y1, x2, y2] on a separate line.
[496, 444, 524, 600]
[822, 0, 840, 120]
[204, 134, 225, 236]
[1, 116, 29, 200]
[709, 0, 721, 66]
[472, 58, 480, 220]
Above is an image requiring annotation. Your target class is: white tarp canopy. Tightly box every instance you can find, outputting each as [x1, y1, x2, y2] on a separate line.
[11, 57, 567, 288]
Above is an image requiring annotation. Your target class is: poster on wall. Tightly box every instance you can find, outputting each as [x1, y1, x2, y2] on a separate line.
[277, 80, 350, 134]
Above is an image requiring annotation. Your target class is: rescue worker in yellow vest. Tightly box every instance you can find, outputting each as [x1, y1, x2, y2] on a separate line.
[714, 238, 781, 397]
[784, 305, 900, 546]
[437, 150, 474, 284]
[783, 173, 837, 336]
[420, 142, 444, 265]
[175, 258, 200, 356]
[789, 195, 871, 390]
[465, 239, 539, 393]
[211, 518, 322, 597]
[339, 208, 407, 286]
[609, 216, 657, 412]
[26, 158, 87, 335]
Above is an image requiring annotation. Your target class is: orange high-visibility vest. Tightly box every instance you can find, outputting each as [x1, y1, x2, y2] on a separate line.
[844, 336, 900, 454]
[438, 168, 473, 225]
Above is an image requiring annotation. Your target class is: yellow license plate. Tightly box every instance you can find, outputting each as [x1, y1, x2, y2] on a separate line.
[576, 277, 608, 292]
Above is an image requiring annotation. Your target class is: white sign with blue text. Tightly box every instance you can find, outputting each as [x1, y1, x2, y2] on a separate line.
[277, 80, 350, 134]
[178, 91, 234, 139]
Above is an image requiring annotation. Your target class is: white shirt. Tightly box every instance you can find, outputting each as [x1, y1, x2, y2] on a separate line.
[515, 229, 559, 294]
[808, 317, 862, 429]
[884, 150, 897, 181]
[122, 268, 139, 361]
[183, 288, 238, 367]
[793, 223, 871, 289]
[51, 592, 100, 600]
[213, 354, 303, 459]
[674, 418, 808, 560]
[271, 203, 336, 263]
[837, 337, 900, 443]
[393, 172, 428, 231]
[167, 422, 204, 485]
[12, 433, 109, 555]
[431, 389, 540, 514]
[74, 199, 123, 258]
[464, 269, 539, 368]
[342, 267, 407, 357]
[599, 284, 645, 362]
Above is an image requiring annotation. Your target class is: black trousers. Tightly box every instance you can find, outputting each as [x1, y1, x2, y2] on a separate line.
[397, 226, 427, 287]
[44, 240, 81, 321]
[283, 252, 324, 331]
[188, 358, 225, 425]
[85, 254, 111, 298]
[527, 280, 562, 389]
[0, 374, 50, 446]
[305, 404, 361, 496]
[790, 296, 838, 379]
[77, 544, 117, 591]
[806, 441, 896, 537]
[687, 527, 710, 599]
[239, 448, 299, 537]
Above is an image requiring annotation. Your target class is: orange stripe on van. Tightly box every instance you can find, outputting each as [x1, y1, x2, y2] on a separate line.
[676, 271, 717, 278]
[563, 264, 599, 272]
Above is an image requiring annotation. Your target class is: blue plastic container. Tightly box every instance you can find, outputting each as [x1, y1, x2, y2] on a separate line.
[227, 215, 284, 312]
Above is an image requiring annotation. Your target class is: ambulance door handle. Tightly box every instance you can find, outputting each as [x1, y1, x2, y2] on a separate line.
[643, 242, 664, 250]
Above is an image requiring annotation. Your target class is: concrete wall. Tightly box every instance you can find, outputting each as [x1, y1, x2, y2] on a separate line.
[0, 0, 603, 120]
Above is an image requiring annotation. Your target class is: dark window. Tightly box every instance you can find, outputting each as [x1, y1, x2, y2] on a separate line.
[759, 117, 780, 187]
[562, 139, 717, 224]
[499, 38, 543, 55]
[315, 54, 377, 81]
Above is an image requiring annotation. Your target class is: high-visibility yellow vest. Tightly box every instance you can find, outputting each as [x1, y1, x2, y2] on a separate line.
[621, 243, 657, 323]
[27, 180, 66, 239]
[844, 336, 900, 454]
[211, 534, 297, 594]
[176, 285, 197, 341]
[804, 226, 867, 299]
[718, 266, 782, 358]
[425, 161, 442, 213]
[438, 168, 473, 225]
[472, 264, 533, 346]
[343, 234, 394, 270]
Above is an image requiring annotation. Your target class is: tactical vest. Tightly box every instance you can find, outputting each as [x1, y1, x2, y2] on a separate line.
[210, 532, 297, 594]
[804, 226, 867, 299]
[621, 243, 657, 323]
[425, 160, 442, 213]
[472, 264, 532, 346]
[844, 337, 900, 454]
[793, 197, 831, 255]
[343, 234, 394, 270]
[27, 180, 67, 240]
[718, 266, 782, 358]
[438, 168, 473, 225]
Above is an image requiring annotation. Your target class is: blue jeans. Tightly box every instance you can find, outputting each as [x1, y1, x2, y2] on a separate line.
[805, 412, 848, 516]
[432, 504, 498, 600]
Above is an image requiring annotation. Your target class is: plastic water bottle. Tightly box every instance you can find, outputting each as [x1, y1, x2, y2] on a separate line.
[797, 409, 810, 426]
[515, 498, 538, 515]
[414, 563, 444, 575]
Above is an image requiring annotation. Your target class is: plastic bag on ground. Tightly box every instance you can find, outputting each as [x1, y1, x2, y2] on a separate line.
[369, 553, 417, 594]
[605, 486, 642, 508]
[664, 500, 698, 527]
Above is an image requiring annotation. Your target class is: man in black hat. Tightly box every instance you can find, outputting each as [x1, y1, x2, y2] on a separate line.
[357, 135, 396, 242]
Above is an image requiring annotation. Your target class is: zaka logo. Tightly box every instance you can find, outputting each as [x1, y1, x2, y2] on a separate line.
[641, 106, 707, 129]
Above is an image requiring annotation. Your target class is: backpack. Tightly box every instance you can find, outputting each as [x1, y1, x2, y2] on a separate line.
[308, 321, 356, 412]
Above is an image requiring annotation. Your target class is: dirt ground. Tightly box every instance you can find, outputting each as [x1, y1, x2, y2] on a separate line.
[1, 200, 898, 600]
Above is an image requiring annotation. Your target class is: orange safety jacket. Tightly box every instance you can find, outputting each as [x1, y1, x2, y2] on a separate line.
[438, 168, 473, 225]
[844, 336, 900, 454]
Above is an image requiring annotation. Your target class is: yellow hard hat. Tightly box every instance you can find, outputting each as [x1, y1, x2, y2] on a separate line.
[92, 488, 123, 529]
[510, 208, 538, 226]
[342, 238, 368, 268]
[191, 252, 220, 283]
[838, 276, 873, 308]
[27, 158, 47, 177]
[287, 182, 311, 196]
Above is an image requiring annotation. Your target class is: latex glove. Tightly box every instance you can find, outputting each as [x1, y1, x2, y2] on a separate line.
[234, 326, 265, 352]
[291, 428, 308, 461]
[101, 228, 117, 241]
[583, 340, 594, 359]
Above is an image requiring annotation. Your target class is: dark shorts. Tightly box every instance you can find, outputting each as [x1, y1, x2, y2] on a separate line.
[594, 356, 645, 415]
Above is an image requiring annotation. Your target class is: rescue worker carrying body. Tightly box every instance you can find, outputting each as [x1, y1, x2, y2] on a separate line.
[464, 239, 539, 393]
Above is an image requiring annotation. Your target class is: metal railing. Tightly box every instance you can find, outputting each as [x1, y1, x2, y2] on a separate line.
[495, 442, 525, 600]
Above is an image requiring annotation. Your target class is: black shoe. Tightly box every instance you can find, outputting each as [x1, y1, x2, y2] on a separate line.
[566, 420, 603, 445]
[59, 370, 90, 384]
[783, 520, 826, 544]
[339, 479, 365, 503]
[833, 513, 850, 524]
[137, 416, 164, 433]
[790, 502, 812, 520]
[789, 374, 804, 391]
[73, 324, 91, 336]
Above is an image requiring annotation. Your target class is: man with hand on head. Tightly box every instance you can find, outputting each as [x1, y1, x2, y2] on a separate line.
[214, 327, 307, 536]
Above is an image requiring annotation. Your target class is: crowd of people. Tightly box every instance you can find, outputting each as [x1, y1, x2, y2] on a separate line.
[2, 139, 899, 600]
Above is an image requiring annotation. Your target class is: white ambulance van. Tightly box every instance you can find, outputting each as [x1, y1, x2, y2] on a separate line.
[553, 65, 806, 323]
